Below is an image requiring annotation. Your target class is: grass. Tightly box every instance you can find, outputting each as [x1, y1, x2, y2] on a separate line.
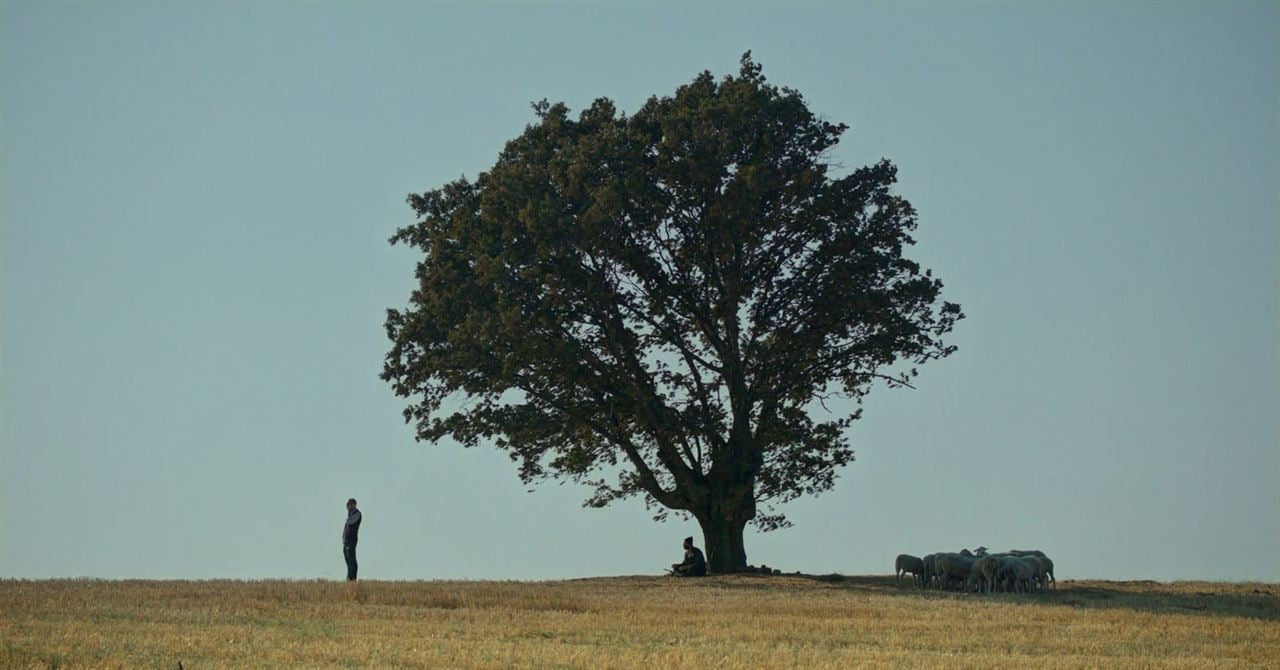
[1, 575, 1277, 668]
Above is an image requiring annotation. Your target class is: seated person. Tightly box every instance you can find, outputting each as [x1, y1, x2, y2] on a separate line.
[670, 536, 707, 577]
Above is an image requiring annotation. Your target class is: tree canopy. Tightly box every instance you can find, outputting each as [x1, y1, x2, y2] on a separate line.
[383, 54, 962, 572]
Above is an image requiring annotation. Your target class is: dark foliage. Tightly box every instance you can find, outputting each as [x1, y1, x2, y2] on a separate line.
[383, 54, 962, 571]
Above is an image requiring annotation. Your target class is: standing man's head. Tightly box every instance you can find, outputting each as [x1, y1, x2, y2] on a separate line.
[683, 536, 693, 550]
[347, 498, 357, 512]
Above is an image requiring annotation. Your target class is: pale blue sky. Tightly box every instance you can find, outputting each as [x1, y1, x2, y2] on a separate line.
[2, 2, 1276, 581]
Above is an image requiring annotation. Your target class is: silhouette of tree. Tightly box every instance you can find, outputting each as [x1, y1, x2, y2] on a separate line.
[383, 54, 962, 573]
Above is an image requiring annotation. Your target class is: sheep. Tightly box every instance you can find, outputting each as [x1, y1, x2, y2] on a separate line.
[933, 553, 977, 591]
[989, 556, 1018, 593]
[997, 557, 1037, 593]
[921, 554, 938, 589]
[970, 555, 1002, 594]
[1009, 550, 1055, 589]
[895, 554, 926, 587]
[968, 553, 1021, 593]
[904, 547, 1056, 595]
[1020, 555, 1051, 592]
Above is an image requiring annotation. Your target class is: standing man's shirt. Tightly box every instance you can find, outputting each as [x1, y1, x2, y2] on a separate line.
[343, 507, 362, 545]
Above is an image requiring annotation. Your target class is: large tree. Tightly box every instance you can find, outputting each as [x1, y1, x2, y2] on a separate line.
[383, 55, 962, 573]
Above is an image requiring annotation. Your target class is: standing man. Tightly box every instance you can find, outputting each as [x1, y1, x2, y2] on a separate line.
[342, 498, 362, 581]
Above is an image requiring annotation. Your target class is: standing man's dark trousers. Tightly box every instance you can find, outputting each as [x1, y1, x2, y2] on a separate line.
[343, 543, 358, 581]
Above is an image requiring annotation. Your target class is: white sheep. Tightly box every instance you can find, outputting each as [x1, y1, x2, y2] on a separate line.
[921, 554, 938, 589]
[1009, 550, 1056, 589]
[1020, 555, 1051, 592]
[999, 557, 1035, 593]
[934, 553, 977, 591]
[895, 554, 926, 587]
[970, 555, 1002, 594]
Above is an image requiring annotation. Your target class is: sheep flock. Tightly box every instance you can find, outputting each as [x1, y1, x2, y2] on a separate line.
[895, 548, 1056, 593]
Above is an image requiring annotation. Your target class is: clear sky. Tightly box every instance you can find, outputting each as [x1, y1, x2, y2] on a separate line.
[2, 2, 1276, 582]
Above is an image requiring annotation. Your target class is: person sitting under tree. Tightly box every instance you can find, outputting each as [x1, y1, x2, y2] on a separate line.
[670, 536, 707, 577]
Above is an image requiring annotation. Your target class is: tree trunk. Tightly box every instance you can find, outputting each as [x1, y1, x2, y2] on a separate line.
[697, 511, 750, 574]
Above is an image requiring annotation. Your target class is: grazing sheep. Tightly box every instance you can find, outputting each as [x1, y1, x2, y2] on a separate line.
[999, 558, 1035, 593]
[1020, 555, 1051, 592]
[934, 553, 977, 591]
[1038, 555, 1056, 589]
[895, 554, 926, 587]
[908, 547, 1056, 595]
[971, 555, 1002, 594]
[922, 554, 938, 589]
[1009, 550, 1055, 588]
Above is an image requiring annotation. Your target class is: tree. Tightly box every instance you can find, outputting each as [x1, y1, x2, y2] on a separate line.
[382, 54, 962, 573]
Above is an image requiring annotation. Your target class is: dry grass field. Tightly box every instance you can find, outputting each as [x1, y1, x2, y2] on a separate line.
[2, 575, 1277, 669]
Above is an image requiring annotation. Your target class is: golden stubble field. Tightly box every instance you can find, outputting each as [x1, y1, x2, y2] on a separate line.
[1, 575, 1276, 669]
